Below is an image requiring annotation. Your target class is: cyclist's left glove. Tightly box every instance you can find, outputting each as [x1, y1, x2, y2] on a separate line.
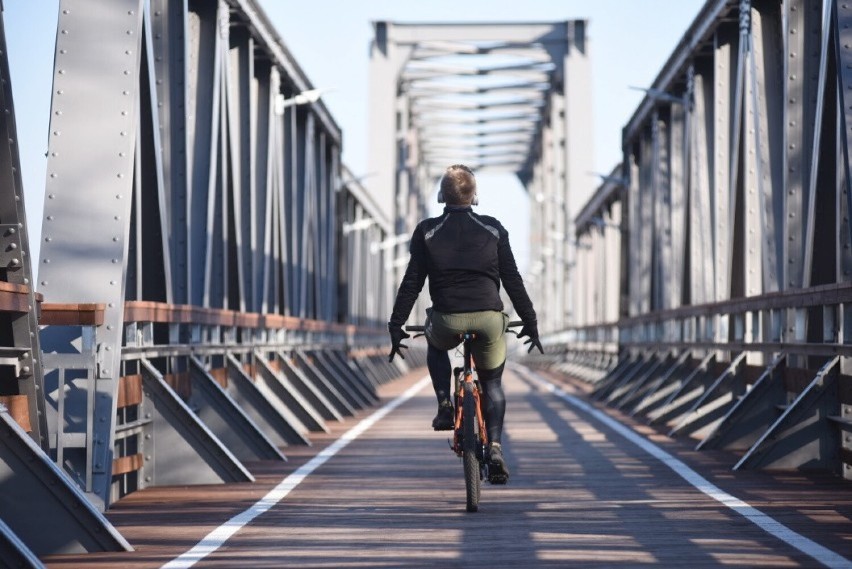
[387, 323, 411, 362]
[518, 320, 544, 354]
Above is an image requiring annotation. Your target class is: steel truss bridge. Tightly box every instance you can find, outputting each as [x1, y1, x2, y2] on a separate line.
[0, 0, 850, 564]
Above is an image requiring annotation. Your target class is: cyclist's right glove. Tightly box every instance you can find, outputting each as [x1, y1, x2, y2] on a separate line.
[518, 320, 544, 354]
[387, 323, 411, 362]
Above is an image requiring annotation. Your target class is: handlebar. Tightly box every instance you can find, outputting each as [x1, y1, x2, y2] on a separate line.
[405, 321, 524, 334]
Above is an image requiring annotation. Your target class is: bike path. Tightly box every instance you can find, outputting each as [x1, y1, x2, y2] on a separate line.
[45, 365, 852, 568]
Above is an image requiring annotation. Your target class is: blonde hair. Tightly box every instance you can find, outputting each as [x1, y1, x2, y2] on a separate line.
[440, 164, 476, 205]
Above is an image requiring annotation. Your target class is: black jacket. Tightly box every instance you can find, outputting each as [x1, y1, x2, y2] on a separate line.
[388, 206, 536, 328]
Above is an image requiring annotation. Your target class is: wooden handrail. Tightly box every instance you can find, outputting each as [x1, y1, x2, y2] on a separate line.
[40, 303, 105, 326]
[0, 281, 33, 313]
[122, 300, 384, 336]
[37, 299, 386, 339]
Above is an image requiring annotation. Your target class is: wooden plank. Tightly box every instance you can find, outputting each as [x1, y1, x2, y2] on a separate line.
[164, 371, 191, 400]
[209, 368, 228, 389]
[0, 395, 30, 432]
[112, 453, 143, 477]
[117, 375, 143, 409]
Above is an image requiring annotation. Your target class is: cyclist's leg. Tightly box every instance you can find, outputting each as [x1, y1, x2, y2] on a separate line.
[478, 363, 506, 443]
[424, 309, 463, 430]
[468, 311, 510, 481]
[426, 344, 452, 404]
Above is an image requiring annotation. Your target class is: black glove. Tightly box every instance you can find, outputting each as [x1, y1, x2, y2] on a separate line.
[518, 320, 543, 354]
[388, 324, 411, 362]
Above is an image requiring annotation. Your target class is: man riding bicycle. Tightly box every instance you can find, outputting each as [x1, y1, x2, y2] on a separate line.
[387, 163, 544, 483]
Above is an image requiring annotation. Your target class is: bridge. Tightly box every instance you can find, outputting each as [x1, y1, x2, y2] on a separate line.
[0, 0, 851, 567]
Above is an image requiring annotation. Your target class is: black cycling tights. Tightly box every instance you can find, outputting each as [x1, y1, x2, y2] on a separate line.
[427, 344, 506, 444]
[478, 363, 506, 444]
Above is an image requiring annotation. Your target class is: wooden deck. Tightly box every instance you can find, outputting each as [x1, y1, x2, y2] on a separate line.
[43, 366, 852, 568]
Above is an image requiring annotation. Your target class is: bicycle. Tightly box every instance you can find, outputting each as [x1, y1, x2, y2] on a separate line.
[407, 320, 523, 512]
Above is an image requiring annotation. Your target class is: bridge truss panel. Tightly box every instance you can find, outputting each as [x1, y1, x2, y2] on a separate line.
[29, 0, 391, 511]
[573, 0, 852, 331]
[558, 0, 852, 478]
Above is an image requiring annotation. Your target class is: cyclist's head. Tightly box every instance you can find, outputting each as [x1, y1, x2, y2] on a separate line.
[440, 164, 477, 205]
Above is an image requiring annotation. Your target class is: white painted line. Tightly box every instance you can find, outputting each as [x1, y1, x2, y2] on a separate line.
[518, 366, 852, 569]
[161, 375, 431, 569]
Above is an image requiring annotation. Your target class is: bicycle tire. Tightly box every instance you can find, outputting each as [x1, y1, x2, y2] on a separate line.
[462, 381, 480, 512]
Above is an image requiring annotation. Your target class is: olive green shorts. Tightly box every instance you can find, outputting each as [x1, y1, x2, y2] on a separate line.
[424, 309, 509, 371]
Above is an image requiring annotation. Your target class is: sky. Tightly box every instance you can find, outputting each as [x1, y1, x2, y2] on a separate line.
[3, 0, 704, 274]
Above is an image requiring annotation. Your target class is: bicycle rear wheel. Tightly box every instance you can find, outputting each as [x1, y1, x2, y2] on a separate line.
[462, 381, 480, 512]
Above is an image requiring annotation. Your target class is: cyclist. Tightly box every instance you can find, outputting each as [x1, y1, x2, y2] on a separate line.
[387, 163, 543, 483]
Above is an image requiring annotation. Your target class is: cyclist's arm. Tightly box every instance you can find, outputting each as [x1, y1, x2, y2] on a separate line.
[496, 226, 537, 324]
[388, 226, 428, 328]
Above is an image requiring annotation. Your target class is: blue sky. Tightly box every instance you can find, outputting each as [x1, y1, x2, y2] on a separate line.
[3, 0, 703, 273]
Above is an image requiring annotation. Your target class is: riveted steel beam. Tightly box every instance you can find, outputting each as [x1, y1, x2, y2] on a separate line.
[0, 7, 47, 451]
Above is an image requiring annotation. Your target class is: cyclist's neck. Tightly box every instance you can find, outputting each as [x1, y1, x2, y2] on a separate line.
[444, 205, 472, 212]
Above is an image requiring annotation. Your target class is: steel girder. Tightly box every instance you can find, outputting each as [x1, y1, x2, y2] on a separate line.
[0, 0, 48, 452]
[369, 21, 593, 332]
[0, 6, 133, 556]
